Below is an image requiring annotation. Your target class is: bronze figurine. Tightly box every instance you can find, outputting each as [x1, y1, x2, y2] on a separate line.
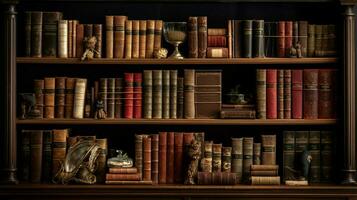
[81, 36, 99, 61]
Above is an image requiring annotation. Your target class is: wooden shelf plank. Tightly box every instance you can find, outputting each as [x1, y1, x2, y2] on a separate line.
[16, 119, 337, 125]
[16, 57, 338, 65]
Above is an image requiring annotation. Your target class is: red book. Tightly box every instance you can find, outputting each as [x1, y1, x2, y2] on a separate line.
[277, 21, 285, 57]
[143, 137, 151, 181]
[106, 173, 140, 181]
[292, 70, 303, 119]
[318, 69, 333, 119]
[133, 73, 142, 118]
[167, 132, 175, 183]
[151, 134, 159, 184]
[159, 132, 167, 184]
[285, 21, 293, 57]
[124, 73, 134, 119]
[207, 35, 227, 47]
[266, 69, 277, 119]
[303, 69, 319, 119]
[174, 133, 183, 183]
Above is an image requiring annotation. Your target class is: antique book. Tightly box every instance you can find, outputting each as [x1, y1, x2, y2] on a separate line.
[132, 20, 140, 58]
[243, 20, 253, 58]
[31, 12, 43, 57]
[174, 133, 184, 183]
[99, 78, 108, 113]
[96, 138, 107, 183]
[162, 70, 170, 119]
[94, 24, 102, 58]
[124, 73, 134, 119]
[251, 176, 280, 185]
[55, 77, 66, 118]
[133, 73, 142, 118]
[251, 170, 278, 176]
[153, 70, 162, 119]
[295, 131, 309, 172]
[114, 78, 123, 118]
[253, 143, 261, 165]
[105, 180, 153, 185]
[151, 134, 159, 184]
[52, 129, 68, 176]
[183, 133, 194, 173]
[327, 24, 337, 56]
[222, 147, 232, 172]
[73, 78, 87, 119]
[228, 20, 232, 58]
[309, 131, 321, 183]
[107, 78, 115, 119]
[159, 132, 167, 184]
[125, 20, 132, 59]
[233, 20, 243, 58]
[221, 104, 255, 110]
[139, 20, 147, 58]
[201, 141, 213, 173]
[21, 130, 31, 181]
[264, 21, 276, 57]
[153, 20, 163, 52]
[321, 130, 333, 182]
[143, 137, 152, 181]
[143, 70, 153, 119]
[25, 12, 32, 56]
[44, 78, 55, 119]
[303, 69, 319, 119]
[256, 69, 266, 119]
[212, 143, 222, 172]
[135, 134, 146, 180]
[194, 132, 205, 161]
[109, 168, 138, 174]
[315, 25, 322, 56]
[220, 110, 256, 119]
[30, 130, 43, 183]
[84, 24, 93, 37]
[170, 70, 178, 119]
[283, 131, 295, 181]
[307, 24, 315, 57]
[58, 20, 68, 58]
[146, 20, 155, 58]
[320, 25, 329, 56]
[318, 69, 334, 119]
[207, 35, 227, 47]
[253, 20, 264, 57]
[114, 16, 127, 58]
[68, 20, 73, 57]
[206, 47, 229, 58]
[184, 69, 195, 119]
[285, 21, 293, 57]
[64, 78, 75, 118]
[277, 21, 285, 57]
[42, 12, 61, 57]
[188, 16, 198, 58]
[231, 138, 243, 183]
[167, 132, 175, 183]
[243, 137, 253, 181]
[292, 21, 299, 47]
[106, 16, 114, 58]
[299, 21, 308, 57]
[266, 69, 277, 119]
[177, 77, 184, 119]
[284, 70, 292, 119]
[76, 24, 84, 58]
[106, 173, 140, 181]
[285, 180, 308, 186]
[198, 16, 208, 58]
[72, 20, 78, 58]
[208, 28, 226, 35]
[277, 70, 284, 119]
[197, 172, 237, 185]
[34, 79, 44, 118]
[261, 135, 276, 165]
[292, 70, 303, 119]
[251, 165, 279, 171]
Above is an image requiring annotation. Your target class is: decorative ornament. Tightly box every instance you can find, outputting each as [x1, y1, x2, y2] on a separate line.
[19, 93, 41, 119]
[184, 140, 201, 185]
[94, 98, 107, 119]
[107, 150, 134, 168]
[153, 48, 168, 59]
[81, 36, 99, 61]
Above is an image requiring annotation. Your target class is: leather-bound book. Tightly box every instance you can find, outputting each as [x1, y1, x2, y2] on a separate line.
[167, 132, 175, 183]
[84, 24, 93, 37]
[31, 12, 43, 57]
[58, 20, 68, 58]
[170, 70, 178, 119]
[299, 21, 308, 57]
[295, 131, 308, 173]
[96, 138, 107, 183]
[143, 137, 152, 181]
[264, 22, 277, 57]
[233, 20, 243, 58]
[198, 16, 208, 58]
[212, 143, 222, 172]
[253, 143, 261, 165]
[228, 20, 232, 58]
[307, 24, 315, 57]
[292, 70, 303, 119]
[151, 134, 159, 184]
[277, 21, 285, 57]
[94, 24, 102, 58]
[162, 70, 170, 119]
[174, 133, 184, 183]
[206, 47, 228, 58]
[105, 180, 153, 185]
[253, 20, 264, 58]
[251, 170, 278, 176]
[68, 20, 73, 57]
[106, 173, 141, 181]
[55, 77, 66, 118]
[42, 12, 61, 57]
[220, 110, 256, 119]
[327, 25, 336, 56]
[154, 20, 163, 52]
[109, 167, 137, 174]
[251, 176, 280, 185]
[114, 16, 127, 58]
[292, 21, 298, 47]
[132, 20, 140, 58]
[188, 16, 198, 58]
[44, 78, 55, 119]
[106, 16, 114, 58]
[321, 130, 333, 182]
[285, 21, 293, 57]
[72, 20, 78, 58]
[177, 77, 184, 118]
[243, 20, 253, 58]
[125, 20, 132, 59]
[256, 69, 266, 119]
[318, 69, 333, 119]
[73, 78, 87, 119]
[284, 70, 292, 119]
[309, 131, 321, 183]
[283, 131, 295, 181]
[277, 70, 284, 119]
[314, 25, 322, 56]
[30, 130, 43, 183]
[243, 137, 253, 181]
[159, 132, 167, 184]
[76, 24, 84, 58]
[197, 172, 237, 185]
[143, 70, 153, 119]
[133, 73, 143, 118]
[222, 147, 232, 172]
[184, 69, 195, 119]
[107, 78, 115, 119]
[183, 132, 194, 172]
[124, 73, 134, 119]
[194, 132, 205, 161]
[231, 138, 243, 183]
[139, 20, 147, 58]
[135, 134, 146, 180]
[320, 25, 329, 56]
[115, 78, 123, 118]
[34, 79, 44, 118]
[25, 12, 32, 56]
[99, 78, 108, 113]
[250, 164, 278, 170]
[266, 69, 277, 119]
[64, 78, 75, 118]
[52, 129, 68, 177]
[21, 130, 31, 181]
[146, 20, 155, 58]
[261, 135, 276, 165]
[153, 70, 162, 119]
[303, 69, 318, 119]
[201, 141, 213, 173]
[207, 35, 227, 47]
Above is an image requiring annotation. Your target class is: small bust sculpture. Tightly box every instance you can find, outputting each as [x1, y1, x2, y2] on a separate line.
[81, 36, 99, 61]
[94, 98, 106, 119]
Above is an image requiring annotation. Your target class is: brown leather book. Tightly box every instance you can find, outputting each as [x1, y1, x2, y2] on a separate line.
[207, 35, 227, 47]
[198, 16, 208, 58]
[44, 78, 55, 118]
[52, 129, 68, 177]
[208, 28, 226, 36]
[277, 21, 285, 57]
[201, 141, 213, 173]
[96, 138, 107, 183]
[251, 170, 278, 176]
[25, 12, 32, 57]
[84, 24, 93, 37]
[177, 77, 184, 119]
[227, 20, 232, 58]
[309, 131, 321, 182]
[174, 133, 184, 183]
[285, 21, 293, 57]
[106, 173, 140, 181]
[253, 20, 265, 58]
[72, 20, 78, 58]
[318, 69, 334, 119]
[251, 164, 279, 171]
[166, 132, 175, 183]
[125, 20, 132, 59]
[146, 20, 155, 58]
[292, 21, 298, 48]
[206, 47, 228, 58]
[188, 16, 198, 58]
[106, 16, 114, 58]
[220, 110, 256, 119]
[307, 24, 315, 57]
[243, 137, 253, 182]
[222, 147, 232, 172]
[30, 130, 43, 183]
[197, 172, 237, 185]
[212, 143, 222, 172]
[153, 70, 162, 119]
[277, 69, 284, 119]
[105, 180, 153, 185]
[253, 143, 261, 165]
[76, 24, 84, 58]
[231, 138, 243, 183]
[184, 69, 195, 119]
[170, 70, 178, 119]
[159, 132, 167, 184]
[143, 137, 152, 181]
[68, 20, 73, 58]
[154, 20, 163, 52]
[143, 70, 153, 119]
[55, 77, 66, 118]
[284, 70, 292, 119]
[135, 134, 147, 180]
[114, 16, 127, 58]
[109, 167, 138, 174]
[58, 20, 68, 58]
[162, 70, 170, 119]
[299, 21, 308, 57]
[256, 69, 266, 119]
[251, 176, 280, 185]
[261, 135, 276, 165]
[139, 20, 147, 58]
[133, 73, 142, 118]
[94, 24, 102, 58]
[114, 78, 123, 118]
[132, 20, 140, 58]
[31, 12, 43, 57]
[107, 78, 115, 119]
[65, 78, 75, 118]
[151, 134, 159, 184]
[73, 78, 87, 119]
[99, 78, 108, 113]
[34, 79, 44, 118]
[303, 69, 318, 119]
[42, 12, 62, 57]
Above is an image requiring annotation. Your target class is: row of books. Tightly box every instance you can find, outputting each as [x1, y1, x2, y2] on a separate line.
[256, 69, 337, 119]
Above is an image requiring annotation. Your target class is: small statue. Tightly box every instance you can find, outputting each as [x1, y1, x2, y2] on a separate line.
[184, 140, 201, 185]
[81, 36, 99, 61]
[94, 98, 106, 119]
[153, 48, 168, 59]
[107, 150, 134, 168]
[289, 41, 303, 58]
[19, 93, 41, 119]
[286, 148, 312, 181]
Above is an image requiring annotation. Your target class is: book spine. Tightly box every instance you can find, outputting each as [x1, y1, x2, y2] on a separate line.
[206, 47, 228, 58]
[114, 16, 127, 58]
[318, 69, 333, 119]
[283, 131, 295, 181]
[30, 130, 43, 183]
[251, 176, 280, 185]
[277, 21, 285, 57]
[52, 129, 68, 177]
[99, 78, 108, 113]
[106, 16, 114, 58]
[151, 134, 159, 184]
[303, 69, 319, 119]
[167, 132, 175, 183]
[256, 69, 266, 119]
[277, 70, 284, 119]
[153, 70, 162, 119]
[44, 78, 55, 119]
[188, 16, 198, 58]
[114, 78, 123, 118]
[21, 130, 31, 181]
[42, 12, 61, 57]
[198, 16, 208, 58]
[292, 70, 303, 119]
[177, 77, 184, 119]
[321, 131, 333, 182]
[285, 21, 292, 57]
[266, 69, 277, 119]
[34, 79, 44, 118]
[243, 20, 253, 58]
[143, 137, 152, 181]
[146, 20, 155, 58]
[284, 70, 292, 119]
[143, 70, 153, 119]
[55, 77, 66, 118]
[293, 21, 299, 47]
[327, 25, 336, 56]
[64, 78, 75, 118]
[132, 20, 140, 58]
[184, 69, 195, 119]
[228, 20, 232, 58]
[253, 143, 261, 165]
[124, 73, 134, 119]
[107, 78, 115, 118]
[243, 137, 253, 181]
[201, 141, 213, 173]
[25, 12, 32, 56]
[320, 25, 329, 56]
[106, 173, 141, 181]
[154, 20, 163, 52]
[253, 20, 264, 58]
[212, 143, 222, 172]
[299, 21, 308, 57]
[307, 24, 315, 57]
[231, 138, 243, 183]
[220, 110, 256, 119]
[207, 35, 227, 47]
[76, 24, 84, 58]
[125, 20, 132, 59]
[174, 133, 184, 183]
[134, 73, 143, 118]
[162, 70, 170, 119]
[309, 131, 321, 183]
[233, 20, 243, 58]
[94, 24, 102, 58]
[222, 147, 232, 172]
[105, 180, 153, 184]
[139, 20, 147, 58]
[135, 134, 145, 180]
[84, 24, 93, 38]
[68, 20, 73, 58]
[315, 25, 322, 56]
[159, 132, 167, 184]
[31, 12, 43, 57]
[109, 167, 138, 174]
[261, 135, 276, 165]
[58, 20, 68, 58]
[96, 138, 107, 183]
[251, 170, 278, 176]
[295, 131, 309, 173]
[208, 28, 227, 35]
[251, 165, 279, 171]
[73, 79, 87, 119]
[72, 20, 77, 57]
[170, 70, 178, 119]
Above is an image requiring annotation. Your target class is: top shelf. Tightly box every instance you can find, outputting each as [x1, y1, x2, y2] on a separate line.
[18, 0, 337, 3]
[16, 57, 338, 65]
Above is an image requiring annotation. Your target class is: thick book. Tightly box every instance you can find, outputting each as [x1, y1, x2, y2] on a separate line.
[114, 78, 123, 118]
[321, 130, 333, 182]
[253, 143, 261, 165]
[143, 137, 152, 181]
[42, 12, 61, 57]
[151, 134, 159, 184]
[139, 20, 147, 58]
[233, 20, 243, 58]
[44, 78, 55, 119]
[68, 20, 73, 58]
[73, 78, 87, 119]
[212, 143, 222, 172]
[125, 20, 132, 59]
[167, 132, 175, 183]
[208, 28, 226, 35]
[285, 21, 293, 57]
[64, 78, 75, 118]
[25, 12, 32, 56]
[30, 130, 43, 183]
[207, 35, 227, 47]
[114, 16, 127, 58]
[106, 16, 114, 58]
[206, 47, 229, 58]
[133, 73, 142, 118]
[146, 20, 155, 58]
[76, 24, 84, 58]
[94, 24, 102, 58]
[177, 77, 184, 119]
[96, 138, 107, 183]
[284, 70, 292, 119]
[21, 130, 31, 181]
[159, 132, 167, 184]
[220, 110, 256, 119]
[266, 69, 277, 119]
[99, 78, 108, 113]
[299, 21, 308, 57]
[153, 20, 163, 52]
[251, 165, 279, 171]
[52, 129, 68, 177]
[309, 131, 321, 183]
[251, 170, 278, 176]
[277, 70, 284, 119]
[184, 69, 195, 119]
[243, 20, 253, 58]
[153, 70, 162, 119]
[135, 134, 146, 180]
[174, 133, 184, 183]
[283, 131, 295, 181]
[303, 69, 319, 119]
[251, 176, 280, 185]
[132, 20, 140, 58]
[109, 167, 138, 174]
[34, 79, 44, 118]
[277, 21, 285, 57]
[318, 69, 334, 119]
[124, 73, 134, 119]
[198, 16, 208, 58]
[231, 138, 243, 183]
[58, 20, 68, 58]
[261, 135, 276, 165]
[292, 70, 303, 119]
[307, 24, 315, 57]
[253, 20, 264, 58]
[106, 173, 140, 181]
[201, 141, 213, 173]
[197, 172, 237, 185]
[188, 16, 198, 58]
[256, 69, 266, 119]
[293, 21, 299, 48]
[31, 12, 43, 57]
[107, 78, 115, 119]
[162, 70, 170, 119]
[243, 137, 253, 182]
[222, 147, 232, 172]
[55, 77, 66, 118]
[170, 70, 178, 119]
[143, 70, 153, 119]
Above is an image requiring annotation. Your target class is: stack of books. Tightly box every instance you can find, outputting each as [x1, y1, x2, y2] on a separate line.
[105, 167, 152, 184]
[250, 165, 280, 185]
[220, 104, 256, 119]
